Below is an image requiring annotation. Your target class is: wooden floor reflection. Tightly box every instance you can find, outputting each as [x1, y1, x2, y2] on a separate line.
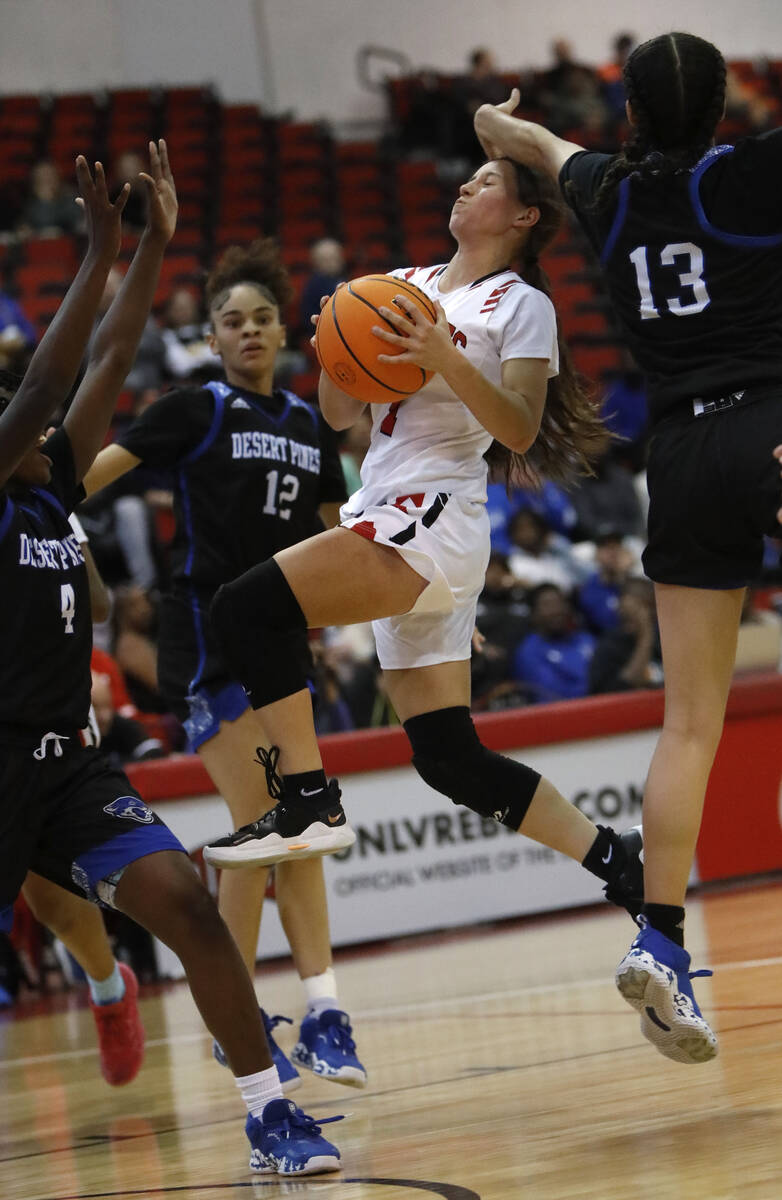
[2, 877, 782, 1200]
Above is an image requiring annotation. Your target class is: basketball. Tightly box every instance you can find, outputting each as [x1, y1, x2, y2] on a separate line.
[315, 274, 437, 404]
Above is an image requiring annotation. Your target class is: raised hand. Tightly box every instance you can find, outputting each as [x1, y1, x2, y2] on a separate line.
[476, 88, 520, 159]
[139, 139, 178, 244]
[75, 156, 128, 266]
[374, 297, 455, 375]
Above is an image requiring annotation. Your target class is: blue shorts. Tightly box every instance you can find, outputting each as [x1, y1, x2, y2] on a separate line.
[157, 590, 250, 751]
[181, 680, 250, 753]
[0, 736, 185, 919]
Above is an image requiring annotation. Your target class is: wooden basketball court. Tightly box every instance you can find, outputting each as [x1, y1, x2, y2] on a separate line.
[3, 877, 782, 1200]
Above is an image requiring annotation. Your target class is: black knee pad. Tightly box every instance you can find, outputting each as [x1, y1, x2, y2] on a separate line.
[404, 706, 541, 830]
[210, 558, 311, 708]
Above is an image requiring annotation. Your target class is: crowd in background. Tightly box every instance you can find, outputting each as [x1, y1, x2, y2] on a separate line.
[2, 31, 782, 1005]
[0, 31, 780, 767]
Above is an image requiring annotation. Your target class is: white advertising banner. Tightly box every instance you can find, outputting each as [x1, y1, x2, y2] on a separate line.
[153, 727, 693, 978]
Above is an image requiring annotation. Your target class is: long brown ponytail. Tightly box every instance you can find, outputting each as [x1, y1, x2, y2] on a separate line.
[486, 160, 610, 486]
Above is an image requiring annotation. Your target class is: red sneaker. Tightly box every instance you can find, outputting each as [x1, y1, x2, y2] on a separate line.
[89, 963, 145, 1085]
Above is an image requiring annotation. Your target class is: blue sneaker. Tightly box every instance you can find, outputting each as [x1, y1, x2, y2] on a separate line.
[246, 1099, 342, 1175]
[292, 1009, 367, 1088]
[615, 917, 718, 1064]
[213, 1008, 301, 1093]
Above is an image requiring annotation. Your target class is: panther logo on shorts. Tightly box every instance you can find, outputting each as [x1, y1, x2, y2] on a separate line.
[103, 795, 154, 824]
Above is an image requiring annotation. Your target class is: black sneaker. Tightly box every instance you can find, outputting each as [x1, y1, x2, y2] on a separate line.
[204, 777, 356, 869]
[602, 825, 644, 921]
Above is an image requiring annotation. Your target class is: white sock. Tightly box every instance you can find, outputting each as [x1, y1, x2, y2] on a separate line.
[88, 961, 125, 1006]
[236, 1066, 284, 1120]
[303, 967, 338, 1016]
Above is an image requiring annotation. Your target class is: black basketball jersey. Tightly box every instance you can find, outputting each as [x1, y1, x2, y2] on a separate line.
[117, 381, 347, 596]
[560, 130, 782, 423]
[0, 427, 92, 730]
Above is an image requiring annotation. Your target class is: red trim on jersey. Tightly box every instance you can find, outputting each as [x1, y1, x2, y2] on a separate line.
[479, 280, 520, 314]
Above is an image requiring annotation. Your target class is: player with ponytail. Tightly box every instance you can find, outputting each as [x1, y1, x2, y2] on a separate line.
[203, 155, 644, 1001]
[476, 30, 782, 1066]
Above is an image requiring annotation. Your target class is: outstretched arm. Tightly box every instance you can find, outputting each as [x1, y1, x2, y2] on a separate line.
[0, 157, 127, 490]
[64, 140, 178, 483]
[474, 88, 585, 181]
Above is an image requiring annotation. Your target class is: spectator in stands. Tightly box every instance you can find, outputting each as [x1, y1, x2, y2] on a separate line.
[566, 446, 644, 541]
[724, 66, 776, 133]
[298, 238, 345, 336]
[589, 578, 662, 694]
[310, 642, 355, 734]
[577, 526, 636, 633]
[161, 286, 221, 382]
[90, 669, 166, 765]
[472, 551, 531, 708]
[16, 160, 82, 238]
[734, 588, 782, 672]
[453, 49, 510, 163]
[111, 584, 168, 716]
[539, 39, 609, 138]
[487, 474, 578, 556]
[110, 150, 148, 231]
[512, 582, 596, 702]
[398, 67, 463, 161]
[319, 622, 380, 728]
[600, 347, 649, 471]
[599, 33, 636, 121]
[0, 280, 37, 372]
[507, 507, 579, 591]
[91, 266, 167, 397]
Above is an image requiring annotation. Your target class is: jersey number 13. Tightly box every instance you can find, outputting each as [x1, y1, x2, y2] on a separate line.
[629, 242, 710, 320]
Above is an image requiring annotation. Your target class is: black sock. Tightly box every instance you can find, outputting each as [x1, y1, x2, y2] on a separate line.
[582, 825, 625, 884]
[643, 903, 685, 947]
[284, 769, 329, 811]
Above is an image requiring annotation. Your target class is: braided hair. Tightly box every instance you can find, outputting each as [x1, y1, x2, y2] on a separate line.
[205, 237, 294, 317]
[487, 160, 610, 486]
[593, 32, 727, 210]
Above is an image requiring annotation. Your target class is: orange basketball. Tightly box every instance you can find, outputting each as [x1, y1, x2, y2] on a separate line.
[315, 274, 437, 404]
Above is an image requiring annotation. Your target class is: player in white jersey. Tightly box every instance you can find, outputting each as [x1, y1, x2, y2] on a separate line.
[204, 159, 645, 938]
[341, 262, 558, 668]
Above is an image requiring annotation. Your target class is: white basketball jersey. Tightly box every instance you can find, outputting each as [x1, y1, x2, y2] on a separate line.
[345, 265, 559, 512]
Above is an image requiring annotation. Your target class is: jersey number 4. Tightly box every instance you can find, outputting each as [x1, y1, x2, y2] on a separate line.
[60, 583, 76, 634]
[629, 242, 710, 320]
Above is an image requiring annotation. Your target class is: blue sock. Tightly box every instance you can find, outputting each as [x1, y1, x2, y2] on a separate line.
[88, 961, 125, 1006]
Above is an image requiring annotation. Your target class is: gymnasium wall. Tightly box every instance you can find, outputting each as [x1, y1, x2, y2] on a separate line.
[1, 0, 780, 121]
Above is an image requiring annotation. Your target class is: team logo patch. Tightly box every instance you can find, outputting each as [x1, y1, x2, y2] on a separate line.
[103, 795, 155, 824]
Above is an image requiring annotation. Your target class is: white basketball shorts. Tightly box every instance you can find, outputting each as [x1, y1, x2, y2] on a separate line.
[340, 490, 490, 669]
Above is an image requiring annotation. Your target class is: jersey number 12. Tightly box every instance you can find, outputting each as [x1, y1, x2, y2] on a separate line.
[262, 470, 300, 520]
[629, 242, 710, 320]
